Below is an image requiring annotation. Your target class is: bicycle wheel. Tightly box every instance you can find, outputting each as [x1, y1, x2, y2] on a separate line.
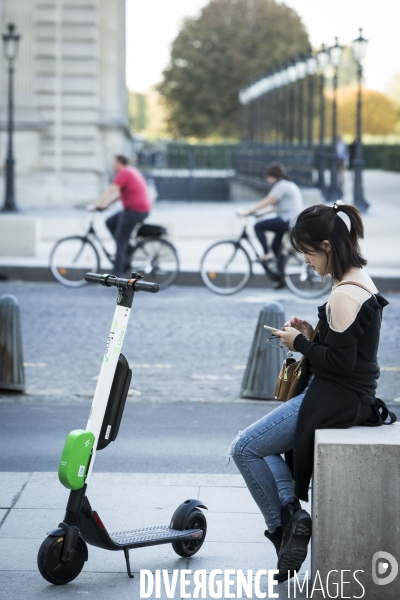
[129, 237, 179, 289]
[50, 236, 100, 287]
[284, 250, 332, 299]
[200, 241, 252, 295]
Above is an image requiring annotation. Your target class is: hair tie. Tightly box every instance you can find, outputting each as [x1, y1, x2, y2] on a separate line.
[333, 200, 344, 212]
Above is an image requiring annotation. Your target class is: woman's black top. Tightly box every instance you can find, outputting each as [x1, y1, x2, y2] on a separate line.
[287, 287, 396, 501]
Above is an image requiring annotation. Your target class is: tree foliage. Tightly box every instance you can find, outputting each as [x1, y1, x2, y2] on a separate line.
[335, 86, 397, 136]
[158, 0, 309, 138]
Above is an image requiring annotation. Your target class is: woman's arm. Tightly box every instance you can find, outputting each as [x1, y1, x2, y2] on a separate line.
[274, 327, 357, 375]
[240, 195, 278, 217]
[293, 333, 357, 375]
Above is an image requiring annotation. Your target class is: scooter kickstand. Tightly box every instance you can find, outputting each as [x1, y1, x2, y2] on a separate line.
[124, 548, 134, 578]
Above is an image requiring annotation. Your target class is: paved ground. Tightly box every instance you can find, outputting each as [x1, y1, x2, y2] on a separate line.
[0, 473, 312, 600]
[0, 282, 398, 403]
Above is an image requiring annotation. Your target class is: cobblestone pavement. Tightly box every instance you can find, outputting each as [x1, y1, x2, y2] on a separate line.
[0, 282, 399, 404]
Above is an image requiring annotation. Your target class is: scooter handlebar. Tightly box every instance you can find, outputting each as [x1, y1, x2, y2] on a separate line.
[133, 280, 160, 293]
[84, 273, 160, 293]
[85, 272, 103, 284]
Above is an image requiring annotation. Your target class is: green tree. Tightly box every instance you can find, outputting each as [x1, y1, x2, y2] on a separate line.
[158, 0, 309, 138]
[334, 86, 397, 136]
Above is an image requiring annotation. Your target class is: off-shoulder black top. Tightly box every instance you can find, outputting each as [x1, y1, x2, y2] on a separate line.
[286, 292, 396, 501]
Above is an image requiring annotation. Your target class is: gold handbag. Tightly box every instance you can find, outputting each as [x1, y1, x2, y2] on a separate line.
[275, 321, 321, 402]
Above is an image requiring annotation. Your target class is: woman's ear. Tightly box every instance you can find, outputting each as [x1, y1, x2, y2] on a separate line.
[321, 240, 331, 253]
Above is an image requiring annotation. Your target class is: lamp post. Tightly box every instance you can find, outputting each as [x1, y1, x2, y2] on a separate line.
[272, 71, 281, 144]
[2, 23, 20, 212]
[326, 37, 343, 201]
[296, 57, 307, 145]
[306, 53, 317, 147]
[352, 28, 369, 212]
[280, 68, 289, 145]
[316, 44, 329, 193]
[287, 61, 297, 145]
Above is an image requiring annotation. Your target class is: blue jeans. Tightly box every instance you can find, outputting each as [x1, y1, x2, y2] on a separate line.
[254, 217, 289, 257]
[229, 385, 309, 532]
[106, 209, 149, 276]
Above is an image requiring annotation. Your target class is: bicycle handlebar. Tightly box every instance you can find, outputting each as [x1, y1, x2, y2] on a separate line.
[85, 272, 159, 293]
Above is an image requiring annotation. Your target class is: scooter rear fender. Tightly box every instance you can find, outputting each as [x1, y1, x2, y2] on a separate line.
[169, 499, 207, 530]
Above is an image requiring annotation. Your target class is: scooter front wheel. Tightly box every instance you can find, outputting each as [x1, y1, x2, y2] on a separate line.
[37, 535, 87, 585]
[172, 508, 207, 558]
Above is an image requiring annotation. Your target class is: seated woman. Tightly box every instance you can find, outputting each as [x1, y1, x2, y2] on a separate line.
[240, 163, 303, 262]
[229, 201, 396, 583]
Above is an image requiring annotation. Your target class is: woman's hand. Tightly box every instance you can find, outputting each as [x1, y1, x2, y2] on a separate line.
[272, 326, 301, 351]
[283, 316, 314, 339]
[271, 327, 300, 350]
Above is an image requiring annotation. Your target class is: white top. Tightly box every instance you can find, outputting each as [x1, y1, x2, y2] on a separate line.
[326, 267, 378, 333]
[270, 179, 304, 223]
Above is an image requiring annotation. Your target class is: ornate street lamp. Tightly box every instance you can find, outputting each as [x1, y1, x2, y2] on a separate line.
[280, 68, 289, 145]
[326, 37, 344, 201]
[316, 44, 330, 193]
[287, 61, 297, 145]
[272, 71, 282, 144]
[2, 23, 20, 212]
[306, 52, 317, 147]
[296, 57, 307, 145]
[352, 28, 369, 212]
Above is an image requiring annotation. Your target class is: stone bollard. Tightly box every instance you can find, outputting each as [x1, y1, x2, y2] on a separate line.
[0, 294, 25, 392]
[241, 302, 286, 400]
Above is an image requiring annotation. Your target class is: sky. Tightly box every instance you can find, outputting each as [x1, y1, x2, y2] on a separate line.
[126, 0, 400, 94]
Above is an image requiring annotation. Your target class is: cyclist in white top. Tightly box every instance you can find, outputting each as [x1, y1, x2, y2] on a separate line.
[240, 163, 303, 262]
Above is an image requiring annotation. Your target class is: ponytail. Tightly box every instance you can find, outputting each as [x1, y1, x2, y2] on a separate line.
[290, 201, 367, 281]
[333, 201, 364, 247]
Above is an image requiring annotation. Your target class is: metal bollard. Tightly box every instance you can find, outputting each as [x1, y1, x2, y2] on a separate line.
[0, 294, 25, 392]
[241, 302, 286, 400]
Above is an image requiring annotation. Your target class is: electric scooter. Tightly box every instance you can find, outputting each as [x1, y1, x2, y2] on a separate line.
[37, 272, 207, 585]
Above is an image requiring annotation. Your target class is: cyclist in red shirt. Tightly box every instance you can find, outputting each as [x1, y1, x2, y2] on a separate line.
[94, 155, 152, 276]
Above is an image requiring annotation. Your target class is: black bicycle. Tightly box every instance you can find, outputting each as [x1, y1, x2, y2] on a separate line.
[200, 216, 332, 298]
[50, 216, 179, 289]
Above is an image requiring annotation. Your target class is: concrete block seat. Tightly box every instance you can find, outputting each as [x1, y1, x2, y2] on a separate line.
[311, 424, 400, 599]
[0, 216, 39, 257]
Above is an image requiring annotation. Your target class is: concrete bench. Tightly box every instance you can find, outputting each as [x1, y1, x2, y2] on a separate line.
[311, 424, 400, 599]
[0, 216, 40, 256]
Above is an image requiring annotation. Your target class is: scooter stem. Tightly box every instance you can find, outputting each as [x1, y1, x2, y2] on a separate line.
[85, 287, 134, 482]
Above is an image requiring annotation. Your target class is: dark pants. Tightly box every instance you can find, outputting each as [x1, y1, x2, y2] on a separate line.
[254, 217, 289, 257]
[106, 209, 149, 276]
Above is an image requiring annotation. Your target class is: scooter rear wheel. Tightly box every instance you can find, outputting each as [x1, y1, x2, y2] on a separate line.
[37, 535, 87, 585]
[172, 508, 207, 558]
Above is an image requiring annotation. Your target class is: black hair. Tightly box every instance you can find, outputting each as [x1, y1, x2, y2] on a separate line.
[115, 154, 129, 166]
[289, 203, 367, 281]
[265, 162, 292, 181]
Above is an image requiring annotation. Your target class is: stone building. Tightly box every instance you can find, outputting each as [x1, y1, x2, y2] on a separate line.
[0, 0, 130, 207]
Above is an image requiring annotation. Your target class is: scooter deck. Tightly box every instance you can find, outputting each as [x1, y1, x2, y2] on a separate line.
[110, 525, 203, 548]
[79, 508, 203, 551]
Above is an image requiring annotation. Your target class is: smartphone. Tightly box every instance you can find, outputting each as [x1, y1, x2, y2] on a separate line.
[263, 325, 279, 332]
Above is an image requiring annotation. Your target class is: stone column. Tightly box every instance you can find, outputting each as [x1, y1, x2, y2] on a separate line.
[98, 0, 130, 182]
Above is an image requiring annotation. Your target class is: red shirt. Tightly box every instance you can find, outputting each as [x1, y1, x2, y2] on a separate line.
[113, 166, 152, 213]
